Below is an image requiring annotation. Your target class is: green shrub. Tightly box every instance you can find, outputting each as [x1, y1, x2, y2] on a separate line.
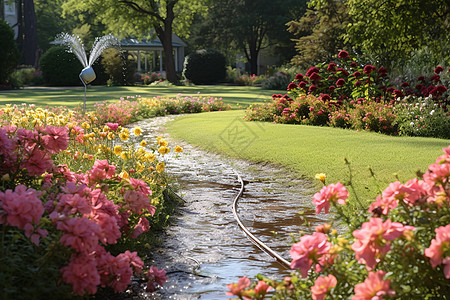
[0, 19, 20, 86]
[183, 49, 226, 84]
[40, 46, 83, 86]
[261, 71, 291, 90]
[12, 67, 44, 86]
[101, 48, 136, 86]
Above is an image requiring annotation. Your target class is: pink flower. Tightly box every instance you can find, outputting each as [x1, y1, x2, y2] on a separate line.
[311, 274, 337, 300]
[0, 185, 44, 233]
[226, 276, 251, 296]
[92, 212, 121, 244]
[57, 217, 101, 253]
[21, 149, 54, 176]
[290, 232, 331, 277]
[312, 182, 348, 214]
[60, 253, 100, 296]
[41, 125, 69, 154]
[254, 280, 272, 297]
[353, 270, 395, 300]
[352, 218, 414, 270]
[131, 216, 150, 238]
[146, 266, 168, 292]
[425, 224, 450, 278]
[56, 193, 91, 216]
[87, 160, 116, 183]
[123, 190, 154, 214]
[105, 122, 119, 131]
[129, 178, 153, 196]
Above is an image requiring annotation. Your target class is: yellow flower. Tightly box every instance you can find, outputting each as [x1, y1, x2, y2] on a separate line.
[140, 140, 148, 147]
[107, 132, 115, 140]
[121, 152, 128, 160]
[81, 122, 90, 129]
[113, 145, 123, 155]
[119, 171, 129, 179]
[119, 132, 129, 141]
[144, 153, 156, 162]
[136, 162, 145, 173]
[315, 173, 326, 184]
[158, 146, 170, 155]
[174, 145, 183, 153]
[156, 162, 165, 173]
[159, 139, 168, 147]
[133, 127, 142, 136]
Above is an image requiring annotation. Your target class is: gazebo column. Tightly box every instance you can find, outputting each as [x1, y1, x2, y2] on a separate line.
[144, 53, 148, 72]
[137, 50, 141, 72]
[153, 51, 156, 72]
[174, 49, 178, 72]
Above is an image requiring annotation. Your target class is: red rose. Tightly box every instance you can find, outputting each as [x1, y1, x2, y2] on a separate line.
[306, 67, 320, 76]
[401, 82, 409, 88]
[309, 85, 318, 92]
[434, 66, 444, 74]
[338, 50, 349, 58]
[350, 62, 358, 68]
[309, 72, 322, 81]
[353, 71, 361, 77]
[336, 78, 345, 87]
[363, 65, 375, 74]
[327, 63, 337, 72]
[320, 93, 331, 101]
[355, 80, 362, 87]
[295, 73, 303, 80]
[417, 76, 425, 81]
[329, 85, 336, 92]
[299, 81, 307, 88]
[287, 82, 298, 91]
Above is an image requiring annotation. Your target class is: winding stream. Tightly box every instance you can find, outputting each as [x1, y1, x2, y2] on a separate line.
[130, 116, 325, 299]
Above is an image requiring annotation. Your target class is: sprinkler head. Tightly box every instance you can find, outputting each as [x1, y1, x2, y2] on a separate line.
[80, 66, 96, 84]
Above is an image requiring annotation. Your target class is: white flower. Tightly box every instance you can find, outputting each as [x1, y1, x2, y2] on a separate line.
[410, 122, 415, 126]
[430, 110, 435, 115]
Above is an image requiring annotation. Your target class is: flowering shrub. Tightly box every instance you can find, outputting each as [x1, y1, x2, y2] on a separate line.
[138, 94, 232, 118]
[0, 103, 179, 298]
[229, 146, 450, 299]
[142, 72, 165, 85]
[234, 73, 267, 86]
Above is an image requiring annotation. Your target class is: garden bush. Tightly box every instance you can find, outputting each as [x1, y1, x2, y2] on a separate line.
[183, 49, 226, 84]
[40, 46, 83, 86]
[261, 71, 291, 90]
[0, 19, 20, 87]
[101, 48, 136, 86]
[11, 67, 44, 86]
[228, 146, 450, 299]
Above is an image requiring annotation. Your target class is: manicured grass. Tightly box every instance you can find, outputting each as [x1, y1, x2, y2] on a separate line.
[0, 85, 278, 110]
[167, 110, 450, 209]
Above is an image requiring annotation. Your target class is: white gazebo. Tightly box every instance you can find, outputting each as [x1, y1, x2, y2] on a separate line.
[120, 33, 186, 73]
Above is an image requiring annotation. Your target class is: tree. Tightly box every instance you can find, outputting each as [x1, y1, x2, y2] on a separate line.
[192, 0, 306, 75]
[287, 0, 350, 68]
[345, 0, 450, 66]
[0, 19, 20, 85]
[62, 0, 208, 83]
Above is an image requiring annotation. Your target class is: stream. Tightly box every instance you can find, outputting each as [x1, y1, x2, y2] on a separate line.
[128, 116, 325, 299]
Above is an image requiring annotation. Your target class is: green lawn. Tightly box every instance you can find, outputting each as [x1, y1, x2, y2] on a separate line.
[0, 85, 278, 110]
[167, 110, 450, 209]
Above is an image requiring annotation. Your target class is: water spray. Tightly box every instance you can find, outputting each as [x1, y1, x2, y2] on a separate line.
[55, 33, 118, 113]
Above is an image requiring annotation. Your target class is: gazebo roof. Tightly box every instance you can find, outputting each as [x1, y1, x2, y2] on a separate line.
[120, 33, 186, 51]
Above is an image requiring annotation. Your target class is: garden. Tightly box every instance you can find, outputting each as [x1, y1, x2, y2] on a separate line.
[1, 0, 450, 299]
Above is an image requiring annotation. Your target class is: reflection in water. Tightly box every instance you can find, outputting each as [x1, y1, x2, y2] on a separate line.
[129, 117, 327, 299]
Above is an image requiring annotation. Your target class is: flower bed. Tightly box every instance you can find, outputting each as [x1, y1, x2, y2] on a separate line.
[0, 102, 185, 298]
[244, 52, 449, 139]
[227, 146, 450, 299]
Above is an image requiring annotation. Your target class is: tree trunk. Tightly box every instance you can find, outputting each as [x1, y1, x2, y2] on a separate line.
[156, 27, 177, 83]
[16, 0, 24, 59]
[23, 0, 37, 66]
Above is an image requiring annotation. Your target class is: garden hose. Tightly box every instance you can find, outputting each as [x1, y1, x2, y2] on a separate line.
[231, 170, 291, 269]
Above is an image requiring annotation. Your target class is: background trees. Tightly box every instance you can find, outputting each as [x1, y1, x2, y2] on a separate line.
[62, 0, 208, 83]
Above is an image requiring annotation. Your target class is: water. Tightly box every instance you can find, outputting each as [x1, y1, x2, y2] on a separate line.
[119, 116, 327, 299]
[54, 33, 118, 68]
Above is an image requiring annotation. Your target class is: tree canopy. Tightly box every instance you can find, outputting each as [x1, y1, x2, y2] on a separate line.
[62, 0, 208, 82]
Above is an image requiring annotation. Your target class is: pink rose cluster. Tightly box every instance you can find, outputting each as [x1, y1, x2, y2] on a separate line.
[226, 276, 272, 299]
[0, 125, 69, 177]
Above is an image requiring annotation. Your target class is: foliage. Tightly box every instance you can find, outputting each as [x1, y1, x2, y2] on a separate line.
[11, 67, 45, 87]
[346, 0, 450, 67]
[188, 0, 306, 75]
[287, 0, 350, 68]
[395, 96, 450, 139]
[234, 73, 267, 86]
[0, 102, 181, 298]
[142, 72, 165, 85]
[183, 49, 227, 84]
[261, 72, 292, 90]
[0, 19, 20, 87]
[39, 46, 84, 86]
[138, 94, 232, 118]
[101, 48, 136, 86]
[229, 147, 450, 299]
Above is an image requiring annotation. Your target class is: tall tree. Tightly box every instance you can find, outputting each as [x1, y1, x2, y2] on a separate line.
[22, 0, 37, 65]
[287, 0, 350, 68]
[193, 0, 305, 75]
[346, 0, 450, 66]
[63, 0, 208, 83]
